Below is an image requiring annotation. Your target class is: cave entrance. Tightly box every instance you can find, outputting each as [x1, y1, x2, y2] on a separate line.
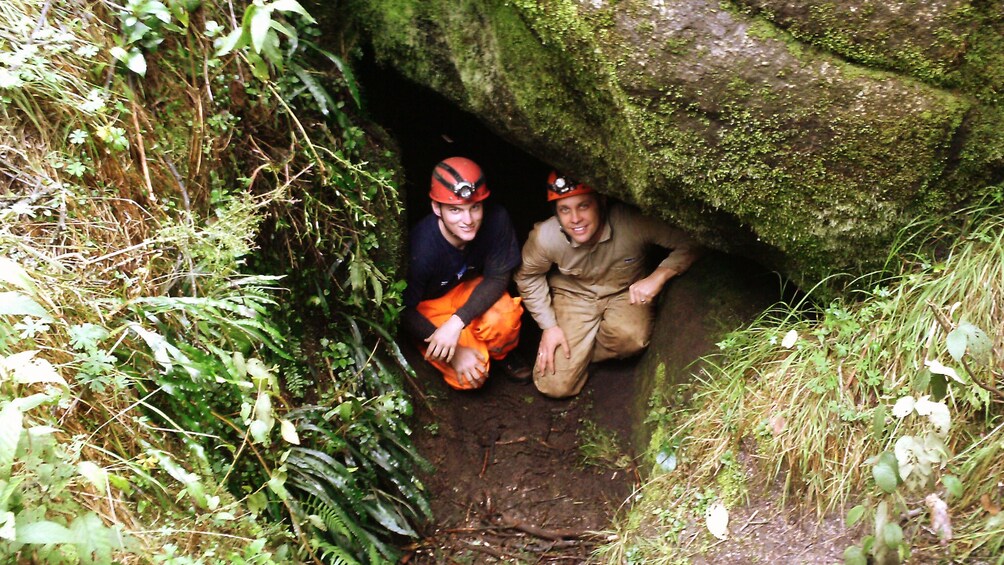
[358, 66, 647, 561]
[356, 61, 787, 562]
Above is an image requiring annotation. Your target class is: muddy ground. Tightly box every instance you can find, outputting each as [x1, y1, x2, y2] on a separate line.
[399, 325, 641, 564]
[397, 328, 859, 565]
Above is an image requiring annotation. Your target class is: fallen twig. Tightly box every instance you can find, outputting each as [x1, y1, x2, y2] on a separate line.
[739, 509, 761, 533]
[494, 513, 614, 542]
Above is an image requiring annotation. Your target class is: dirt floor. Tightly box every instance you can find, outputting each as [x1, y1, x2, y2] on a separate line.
[399, 328, 641, 564]
[397, 332, 861, 565]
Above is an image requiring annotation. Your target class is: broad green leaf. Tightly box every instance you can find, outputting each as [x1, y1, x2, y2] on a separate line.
[249, 420, 270, 444]
[0, 404, 22, 479]
[268, 18, 296, 40]
[267, 475, 289, 500]
[861, 534, 875, 554]
[214, 27, 244, 56]
[846, 505, 867, 528]
[925, 359, 964, 384]
[253, 392, 273, 426]
[913, 367, 931, 393]
[69, 512, 119, 561]
[16, 519, 74, 544]
[143, 0, 172, 24]
[0, 291, 51, 321]
[871, 403, 886, 441]
[930, 373, 948, 401]
[12, 392, 55, 412]
[882, 522, 904, 548]
[958, 322, 992, 365]
[873, 452, 900, 493]
[4, 351, 65, 386]
[891, 396, 915, 418]
[109, 46, 129, 62]
[249, 5, 272, 53]
[247, 490, 268, 513]
[248, 50, 270, 81]
[246, 358, 273, 387]
[946, 327, 967, 362]
[280, 419, 299, 445]
[268, 0, 315, 22]
[78, 461, 109, 492]
[232, 351, 248, 379]
[126, 20, 152, 44]
[0, 258, 36, 293]
[126, 50, 147, 76]
[942, 475, 963, 499]
[260, 30, 284, 73]
[0, 511, 13, 541]
[367, 498, 417, 536]
[843, 545, 866, 565]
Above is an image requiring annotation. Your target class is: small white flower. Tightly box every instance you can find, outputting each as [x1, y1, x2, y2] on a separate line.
[781, 329, 798, 349]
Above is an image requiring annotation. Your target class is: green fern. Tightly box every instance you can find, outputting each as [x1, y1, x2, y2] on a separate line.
[312, 537, 361, 565]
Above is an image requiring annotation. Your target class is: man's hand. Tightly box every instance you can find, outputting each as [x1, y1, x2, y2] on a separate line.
[451, 346, 486, 388]
[536, 325, 570, 375]
[424, 315, 465, 362]
[629, 266, 679, 305]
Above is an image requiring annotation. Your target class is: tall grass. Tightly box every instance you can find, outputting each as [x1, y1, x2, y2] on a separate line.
[602, 193, 1004, 562]
[1, 0, 423, 562]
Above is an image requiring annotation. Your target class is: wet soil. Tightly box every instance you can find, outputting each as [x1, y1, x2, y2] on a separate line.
[397, 336, 858, 565]
[400, 332, 641, 564]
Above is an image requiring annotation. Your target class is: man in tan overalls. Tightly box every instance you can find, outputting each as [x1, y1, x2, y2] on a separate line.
[515, 171, 702, 398]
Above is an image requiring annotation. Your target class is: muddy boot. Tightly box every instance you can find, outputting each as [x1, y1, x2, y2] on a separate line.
[497, 353, 532, 384]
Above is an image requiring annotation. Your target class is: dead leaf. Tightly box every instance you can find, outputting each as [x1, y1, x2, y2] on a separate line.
[925, 493, 952, 545]
[769, 414, 786, 436]
[981, 493, 1000, 515]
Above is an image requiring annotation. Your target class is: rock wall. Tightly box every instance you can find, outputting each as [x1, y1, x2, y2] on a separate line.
[336, 0, 1004, 291]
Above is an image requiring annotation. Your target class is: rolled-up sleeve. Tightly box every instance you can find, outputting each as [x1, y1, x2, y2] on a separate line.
[515, 224, 558, 330]
[636, 211, 703, 275]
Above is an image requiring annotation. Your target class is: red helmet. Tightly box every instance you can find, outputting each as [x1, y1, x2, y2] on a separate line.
[546, 170, 594, 201]
[430, 157, 490, 204]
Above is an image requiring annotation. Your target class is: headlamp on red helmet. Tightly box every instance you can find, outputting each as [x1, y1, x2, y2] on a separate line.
[546, 170, 594, 201]
[430, 157, 490, 204]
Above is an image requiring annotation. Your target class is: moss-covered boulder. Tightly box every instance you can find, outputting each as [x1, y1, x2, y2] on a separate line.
[338, 0, 1004, 290]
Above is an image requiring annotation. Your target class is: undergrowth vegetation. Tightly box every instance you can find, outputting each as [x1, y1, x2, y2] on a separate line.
[0, 0, 426, 563]
[602, 193, 1004, 564]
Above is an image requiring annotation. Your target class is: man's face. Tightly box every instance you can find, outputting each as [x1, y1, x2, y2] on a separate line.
[555, 193, 602, 245]
[433, 200, 484, 248]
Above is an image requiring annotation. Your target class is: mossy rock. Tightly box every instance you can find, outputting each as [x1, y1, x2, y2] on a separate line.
[333, 0, 1004, 292]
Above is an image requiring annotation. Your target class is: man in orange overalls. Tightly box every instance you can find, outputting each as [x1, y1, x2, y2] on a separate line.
[401, 157, 530, 389]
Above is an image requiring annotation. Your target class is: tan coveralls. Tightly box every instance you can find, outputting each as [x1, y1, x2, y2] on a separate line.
[515, 203, 701, 398]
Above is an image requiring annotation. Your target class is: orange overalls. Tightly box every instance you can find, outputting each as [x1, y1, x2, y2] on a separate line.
[416, 277, 523, 390]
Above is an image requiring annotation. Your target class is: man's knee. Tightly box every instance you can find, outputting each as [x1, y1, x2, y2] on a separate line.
[533, 368, 587, 399]
[600, 330, 650, 358]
